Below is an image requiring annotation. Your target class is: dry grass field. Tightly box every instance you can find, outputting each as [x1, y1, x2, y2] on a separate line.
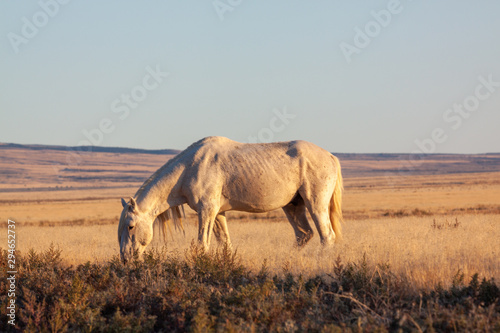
[1, 144, 499, 287]
[11, 214, 500, 292]
[1, 144, 499, 331]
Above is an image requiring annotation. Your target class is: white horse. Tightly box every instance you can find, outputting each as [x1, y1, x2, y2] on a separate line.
[118, 136, 343, 263]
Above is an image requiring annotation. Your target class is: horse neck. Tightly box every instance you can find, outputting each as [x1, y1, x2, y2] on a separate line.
[135, 163, 185, 218]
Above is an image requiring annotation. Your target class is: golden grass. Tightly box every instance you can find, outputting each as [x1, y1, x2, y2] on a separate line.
[3, 213, 498, 291]
[2, 171, 499, 224]
[1, 146, 499, 295]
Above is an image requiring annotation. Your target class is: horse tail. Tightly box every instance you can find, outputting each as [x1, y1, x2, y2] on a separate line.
[330, 155, 344, 242]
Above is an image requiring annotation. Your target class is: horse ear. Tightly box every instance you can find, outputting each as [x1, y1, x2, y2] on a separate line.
[121, 198, 127, 208]
[129, 197, 138, 213]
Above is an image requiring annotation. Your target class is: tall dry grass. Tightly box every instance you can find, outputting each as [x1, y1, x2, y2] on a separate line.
[3, 213, 499, 290]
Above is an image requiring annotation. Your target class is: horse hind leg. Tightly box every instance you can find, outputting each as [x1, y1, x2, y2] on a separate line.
[310, 209, 335, 246]
[213, 212, 232, 249]
[300, 189, 336, 246]
[283, 196, 314, 248]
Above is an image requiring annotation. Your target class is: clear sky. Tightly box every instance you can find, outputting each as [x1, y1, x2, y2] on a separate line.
[1, 1, 499, 153]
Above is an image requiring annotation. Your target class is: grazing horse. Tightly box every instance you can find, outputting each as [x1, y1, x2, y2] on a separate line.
[118, 136, 343, 263]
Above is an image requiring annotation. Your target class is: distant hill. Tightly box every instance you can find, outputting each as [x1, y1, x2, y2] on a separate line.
[2, 142, 498, 160]
[1, 142, 499, 189]
[333, 152, 500, 160]
[0, 143, 181, 155]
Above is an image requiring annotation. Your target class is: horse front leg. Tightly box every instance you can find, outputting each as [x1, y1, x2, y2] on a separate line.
[197, 203, 218, 251]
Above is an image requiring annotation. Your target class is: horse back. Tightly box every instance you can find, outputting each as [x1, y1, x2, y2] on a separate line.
[182, 137, 335, 212]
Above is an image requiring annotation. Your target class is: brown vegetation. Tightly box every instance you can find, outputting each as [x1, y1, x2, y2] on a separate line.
[0, 144, 499, 331]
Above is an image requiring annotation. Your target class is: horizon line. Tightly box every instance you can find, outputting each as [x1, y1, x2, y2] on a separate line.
[1, 141, 498, 156]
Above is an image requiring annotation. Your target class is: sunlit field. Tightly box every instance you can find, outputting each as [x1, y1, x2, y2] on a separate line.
[6, 213, 499, 291]
[1, 147, 499, 331]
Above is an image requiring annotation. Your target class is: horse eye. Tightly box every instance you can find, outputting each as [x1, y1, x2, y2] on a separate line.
[129, 225, 134, 230]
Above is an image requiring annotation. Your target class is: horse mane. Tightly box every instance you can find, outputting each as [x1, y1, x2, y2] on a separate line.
[154, 205, 185, 241]
[135, 159, 176, 200]
[132, 140, 216, 242]
[134, 138, 214, 201]
[133, 138, 234, 242]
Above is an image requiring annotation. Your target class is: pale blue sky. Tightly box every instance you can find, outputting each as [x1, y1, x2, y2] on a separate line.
[1, 1, 499, 153]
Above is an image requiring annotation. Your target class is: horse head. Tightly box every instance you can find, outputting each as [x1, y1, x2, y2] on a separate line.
[118, 197, 153, 264]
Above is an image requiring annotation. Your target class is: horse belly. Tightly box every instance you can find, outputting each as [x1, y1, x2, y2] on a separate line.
[222, 174, 299, 213]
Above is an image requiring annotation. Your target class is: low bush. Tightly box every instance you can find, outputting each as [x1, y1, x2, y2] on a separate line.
[1, 245, 499, 332]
